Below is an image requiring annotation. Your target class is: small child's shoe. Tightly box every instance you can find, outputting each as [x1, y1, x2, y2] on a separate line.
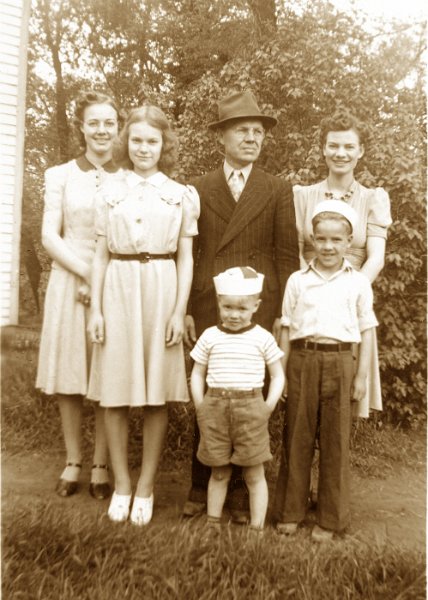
[108, 491, 132, 522]
[276, 522, 298, 535]
[311, 524, 334, 542]
[130, 494, 154, 526]
[248, 525, 264, 539]
[200, 516, 221, 545]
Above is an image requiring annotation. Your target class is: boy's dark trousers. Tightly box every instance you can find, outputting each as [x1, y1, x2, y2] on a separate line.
[274, 345, 354, 532]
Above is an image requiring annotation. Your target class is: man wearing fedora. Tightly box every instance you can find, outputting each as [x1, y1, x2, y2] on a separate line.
[183, 89, 299, 521]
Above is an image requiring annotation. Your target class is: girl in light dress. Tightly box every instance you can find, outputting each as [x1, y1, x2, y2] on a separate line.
[36, 91, 120, 499]
[88, 106, 199, 525]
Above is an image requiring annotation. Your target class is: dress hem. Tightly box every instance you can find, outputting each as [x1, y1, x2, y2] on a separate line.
[98, 398, 190, 408]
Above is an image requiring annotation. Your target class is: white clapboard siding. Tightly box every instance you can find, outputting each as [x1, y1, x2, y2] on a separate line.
[0, 0, 31, 325]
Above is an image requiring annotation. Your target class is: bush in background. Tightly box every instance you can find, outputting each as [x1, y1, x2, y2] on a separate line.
[176, 4, 427, 426]
[21, 1, 426, 425]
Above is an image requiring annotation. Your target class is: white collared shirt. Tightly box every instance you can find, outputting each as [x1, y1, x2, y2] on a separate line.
[281, 259, 378, 343]
[223, 161, 253, 186]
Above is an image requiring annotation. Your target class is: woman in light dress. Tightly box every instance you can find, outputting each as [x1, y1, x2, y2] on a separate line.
[293, 109, 392, 419]
[88, 106, 199, 525]
[36, 91, 120, 499]
[274, 109, 392, 518]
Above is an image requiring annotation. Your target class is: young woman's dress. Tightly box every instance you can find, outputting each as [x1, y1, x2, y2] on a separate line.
[88, 170, 200, 408]
[293, 180, 392, 418]
[36, 156, 117, 396]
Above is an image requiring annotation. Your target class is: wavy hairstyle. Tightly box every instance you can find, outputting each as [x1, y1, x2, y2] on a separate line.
[72, 90, 121, 148]
[113, 106, 178, 175]
[319, 109, 369, 148]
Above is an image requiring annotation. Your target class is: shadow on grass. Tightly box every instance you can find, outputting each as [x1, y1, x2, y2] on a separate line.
[2, 501, 425, 600]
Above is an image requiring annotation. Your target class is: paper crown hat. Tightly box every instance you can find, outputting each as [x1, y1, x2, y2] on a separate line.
[213, 266, 265, 295]
[311, 199, 358, 232]
[208, 90, 277, 130]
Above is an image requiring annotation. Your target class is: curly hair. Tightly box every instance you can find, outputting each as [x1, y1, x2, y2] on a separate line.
[319, 109, 368, 148]
[113, 106, 178, 175]
[73, 91, 121, 148]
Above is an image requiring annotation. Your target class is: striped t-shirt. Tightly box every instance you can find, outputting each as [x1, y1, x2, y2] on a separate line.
[190, 324, 284, 390]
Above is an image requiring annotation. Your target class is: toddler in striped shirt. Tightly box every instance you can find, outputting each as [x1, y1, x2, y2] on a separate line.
[190, 266, 285, 532]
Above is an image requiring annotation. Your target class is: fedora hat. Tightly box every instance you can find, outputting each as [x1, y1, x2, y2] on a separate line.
[208, 90, 277, 130]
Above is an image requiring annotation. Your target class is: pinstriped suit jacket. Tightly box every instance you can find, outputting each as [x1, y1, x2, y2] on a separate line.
[189, 166, 299, 336]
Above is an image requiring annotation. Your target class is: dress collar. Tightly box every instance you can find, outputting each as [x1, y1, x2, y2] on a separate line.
[125, 170, 168, 189]
[75, 154, 117, 173]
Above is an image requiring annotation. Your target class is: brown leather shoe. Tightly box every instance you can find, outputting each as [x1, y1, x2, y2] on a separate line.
[229, 509, 249, 525]
[182, 499, 206, 517]
[311, 525, 334, 542]
[276, 522, 298, 535]
[89, 464, 111, 500]
[55, 462, 82, 497]
[89, 482, 111, 500]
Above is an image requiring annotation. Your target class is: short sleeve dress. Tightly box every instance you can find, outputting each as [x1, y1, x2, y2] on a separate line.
[87, 170, 200, 408]
[36, 156, 117, 396]
[293, 180, 392, 417]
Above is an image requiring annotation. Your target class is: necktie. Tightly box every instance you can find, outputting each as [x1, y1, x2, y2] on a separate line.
[228, 170, 244, 201]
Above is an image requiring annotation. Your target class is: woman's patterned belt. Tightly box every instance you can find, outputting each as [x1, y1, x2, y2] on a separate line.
[110, 252, 175, 262]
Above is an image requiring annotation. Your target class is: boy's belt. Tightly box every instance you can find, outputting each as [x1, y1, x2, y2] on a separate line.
[111, 252, 175, 262]
[291, 339, 352, 352]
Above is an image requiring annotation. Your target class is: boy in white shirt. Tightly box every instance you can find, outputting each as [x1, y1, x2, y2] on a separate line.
[190, 266, 285, 531]
[275, 201, 378, 541]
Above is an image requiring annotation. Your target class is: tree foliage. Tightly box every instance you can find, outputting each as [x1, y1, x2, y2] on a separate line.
[22, 0, 426, 425]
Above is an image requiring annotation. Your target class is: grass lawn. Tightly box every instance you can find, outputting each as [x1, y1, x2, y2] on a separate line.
[3, 504, 425, 600]
[2, 340, 426, 599]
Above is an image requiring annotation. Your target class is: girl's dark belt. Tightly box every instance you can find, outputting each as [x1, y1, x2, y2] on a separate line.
[291, 339, 352, 352]
[111, 252, 175, 262]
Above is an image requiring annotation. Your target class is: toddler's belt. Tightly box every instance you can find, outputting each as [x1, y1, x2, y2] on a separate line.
[291, 339, 352, 352]
[207, 387, 262, 398]
[111, 252, 175, 262]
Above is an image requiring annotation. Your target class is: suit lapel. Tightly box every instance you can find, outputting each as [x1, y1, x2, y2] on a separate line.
[217, 168, 271, 251]
[203, 168, 236, 223]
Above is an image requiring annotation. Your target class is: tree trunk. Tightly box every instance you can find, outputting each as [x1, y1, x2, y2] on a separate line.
[41, 0, 70, 162]
[247, 0, 277, 36]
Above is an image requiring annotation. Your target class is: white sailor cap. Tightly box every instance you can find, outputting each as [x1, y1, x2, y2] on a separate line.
[213, 266, 264, 296]
[312, 200, 358, 232]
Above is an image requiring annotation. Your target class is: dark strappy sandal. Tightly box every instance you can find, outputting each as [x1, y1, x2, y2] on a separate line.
[89, 464, 111, 500]
[55, 462, 82, 497]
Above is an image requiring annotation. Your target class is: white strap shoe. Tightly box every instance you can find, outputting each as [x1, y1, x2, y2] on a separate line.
[130, 494, 154, 526]
[107, 491, 132, 522]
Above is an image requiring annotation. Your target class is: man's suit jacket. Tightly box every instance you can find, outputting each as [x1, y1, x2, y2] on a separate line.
[190, 166, 299, 336]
